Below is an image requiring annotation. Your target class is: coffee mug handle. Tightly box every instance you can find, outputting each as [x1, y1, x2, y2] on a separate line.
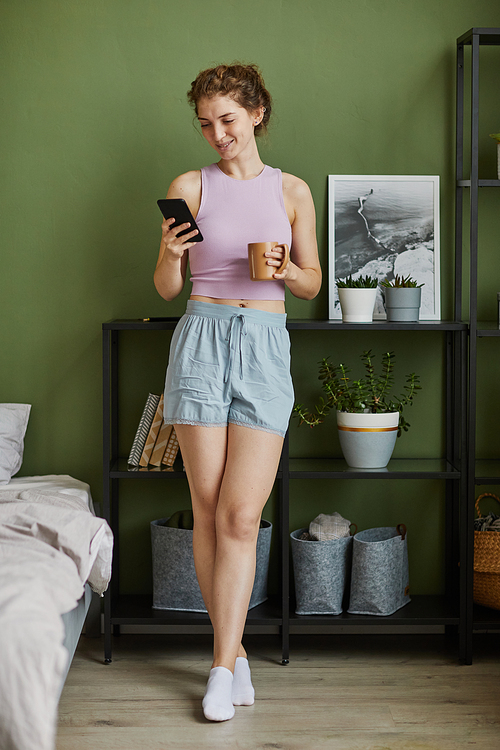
[275, 243, 290, 275]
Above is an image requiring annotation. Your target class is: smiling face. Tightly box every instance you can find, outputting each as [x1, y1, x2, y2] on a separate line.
[197, 95, 264, 162]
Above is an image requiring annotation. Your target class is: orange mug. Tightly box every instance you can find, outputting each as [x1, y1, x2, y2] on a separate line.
[248, 242, 290, 281]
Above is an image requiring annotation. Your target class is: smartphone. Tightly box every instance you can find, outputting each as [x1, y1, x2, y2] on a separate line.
[157, 198, 203, 242]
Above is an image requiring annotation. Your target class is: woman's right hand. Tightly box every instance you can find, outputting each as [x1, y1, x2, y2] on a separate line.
[161, 217, 199, 260]
[154, 170, 202, 301]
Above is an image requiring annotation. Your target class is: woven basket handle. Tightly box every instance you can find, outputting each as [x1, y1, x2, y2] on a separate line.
[475, 492, 500, 518]
[397, 523, 407, 540]
[350, 523, 358, 536]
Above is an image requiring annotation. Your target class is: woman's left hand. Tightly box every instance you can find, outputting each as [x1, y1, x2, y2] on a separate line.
[266, 247, 295, 281]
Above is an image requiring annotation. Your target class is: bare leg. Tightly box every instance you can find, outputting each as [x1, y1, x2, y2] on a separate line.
[174, 424, 226, 620]
[210, 423, 283, 670]
[175, 422, 283, 670]
[174, 424, 249, 660]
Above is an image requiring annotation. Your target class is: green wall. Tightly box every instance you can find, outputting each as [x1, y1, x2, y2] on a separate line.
[2, 1, 499, 595]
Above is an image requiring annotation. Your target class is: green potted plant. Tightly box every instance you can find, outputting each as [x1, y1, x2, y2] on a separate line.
[380, 274, 424, 322]
[293, 350, 421, 468]
[489, 131, 500, 179]
[336, 275, 379, 322]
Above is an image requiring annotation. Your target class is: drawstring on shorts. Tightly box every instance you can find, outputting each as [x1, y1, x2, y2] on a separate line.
[224, 314, 247, 382]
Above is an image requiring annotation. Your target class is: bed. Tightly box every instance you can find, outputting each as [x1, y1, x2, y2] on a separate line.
[0, 474, 113, 750]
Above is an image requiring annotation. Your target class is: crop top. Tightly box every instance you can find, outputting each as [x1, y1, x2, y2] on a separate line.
[189, 163, 292, 300]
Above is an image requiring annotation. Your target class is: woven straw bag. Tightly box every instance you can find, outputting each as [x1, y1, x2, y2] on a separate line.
[473, 493, 500, 610]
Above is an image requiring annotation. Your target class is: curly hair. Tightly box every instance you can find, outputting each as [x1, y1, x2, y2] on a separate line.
[187, 63, 272, 136]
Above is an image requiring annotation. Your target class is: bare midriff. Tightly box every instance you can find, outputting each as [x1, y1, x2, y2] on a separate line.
[190, 295, 286, 313]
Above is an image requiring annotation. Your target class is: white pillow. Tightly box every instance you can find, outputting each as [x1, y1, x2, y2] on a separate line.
[0, 404, 31, 485]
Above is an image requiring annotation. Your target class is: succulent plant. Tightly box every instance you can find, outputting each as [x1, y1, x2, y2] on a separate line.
[380, 274, 424, 288]
[336, 275, 378, 289]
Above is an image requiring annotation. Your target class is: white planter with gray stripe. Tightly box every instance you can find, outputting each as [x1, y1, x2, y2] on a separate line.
[337, 410, 399, 469]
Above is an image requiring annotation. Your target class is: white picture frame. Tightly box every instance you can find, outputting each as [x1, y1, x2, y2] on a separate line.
[328, 175, 441, 320]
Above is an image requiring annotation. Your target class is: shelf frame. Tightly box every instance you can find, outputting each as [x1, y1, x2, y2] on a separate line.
[103, 318, 466, 664]
[455, 28, 500, 661]
[288, 458, 461, 480]
[289, 595, 459, 628]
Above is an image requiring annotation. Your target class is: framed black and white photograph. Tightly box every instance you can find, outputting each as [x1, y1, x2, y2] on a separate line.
[328, 175, 440, 320]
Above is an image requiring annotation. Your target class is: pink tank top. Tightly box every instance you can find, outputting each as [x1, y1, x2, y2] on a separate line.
[189, 163, 292, 300]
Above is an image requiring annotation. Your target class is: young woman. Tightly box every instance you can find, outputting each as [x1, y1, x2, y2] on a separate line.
[154, 63, 321, 722]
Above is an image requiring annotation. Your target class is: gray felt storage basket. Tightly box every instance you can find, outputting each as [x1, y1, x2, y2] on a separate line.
[151, 517, 272, 612]
[348, 525, 410, 616]
[290, 528, 353, 615]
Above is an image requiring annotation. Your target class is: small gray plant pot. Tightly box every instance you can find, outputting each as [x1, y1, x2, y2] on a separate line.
[290, 529, 353, 615]
[151, 518, 272, 612]
[384, 287, 421, 322]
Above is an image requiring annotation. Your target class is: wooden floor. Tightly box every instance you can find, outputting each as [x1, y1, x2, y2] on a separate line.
[57, 632, 500, 749]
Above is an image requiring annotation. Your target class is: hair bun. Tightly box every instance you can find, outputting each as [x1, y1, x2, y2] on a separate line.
[188, 62, 272, 136]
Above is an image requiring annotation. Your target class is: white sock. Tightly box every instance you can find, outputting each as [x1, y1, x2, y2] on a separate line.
[232, 656, 255, 706]
[202, 666, 235, 722]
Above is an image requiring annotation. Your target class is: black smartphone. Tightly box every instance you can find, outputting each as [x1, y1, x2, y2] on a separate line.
[157, 198, 203, 242]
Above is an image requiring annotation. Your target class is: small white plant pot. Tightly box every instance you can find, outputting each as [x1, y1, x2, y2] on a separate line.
[337, 411, 400, 469]
[338, 288, 377, 323]
[384, 287, 422, 322]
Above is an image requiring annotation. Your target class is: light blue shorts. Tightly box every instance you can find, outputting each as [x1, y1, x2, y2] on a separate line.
[164, 300, 294, 438]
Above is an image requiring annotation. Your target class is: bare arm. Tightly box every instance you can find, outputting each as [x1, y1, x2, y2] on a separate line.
[154, 171, 202, 301]
[269, 173, 322, 300]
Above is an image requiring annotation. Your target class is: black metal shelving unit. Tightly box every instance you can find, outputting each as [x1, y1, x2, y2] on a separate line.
[284, 322, 467, 663]
[456, 28, 500, 661]
[102, 318, 287, 663]
[103, 317, 468, 664]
